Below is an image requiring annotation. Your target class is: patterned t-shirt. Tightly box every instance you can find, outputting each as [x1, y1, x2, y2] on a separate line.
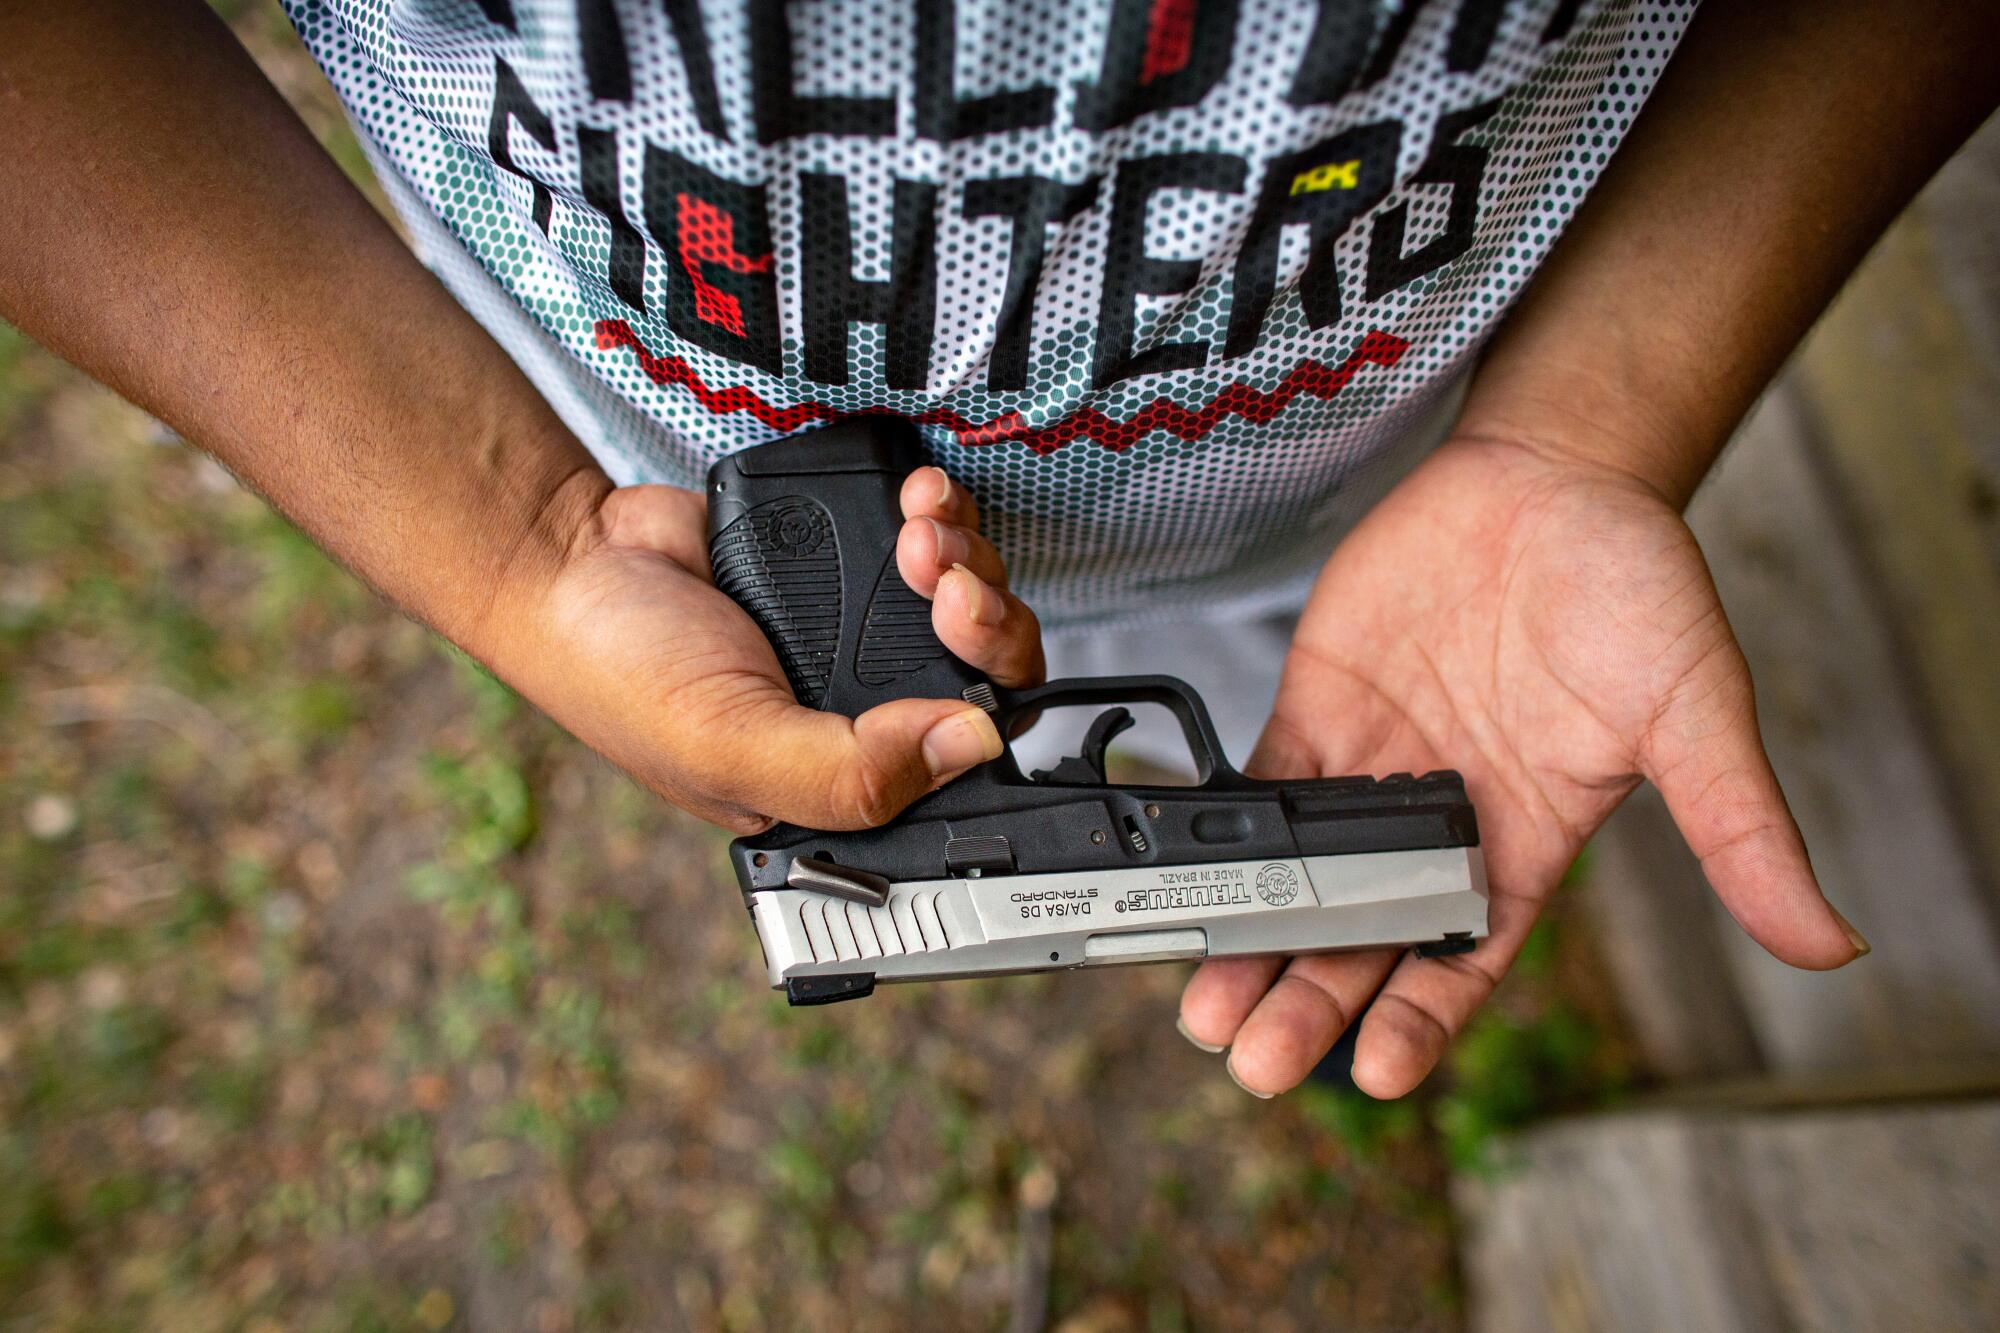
[284, 0, 1691, 629]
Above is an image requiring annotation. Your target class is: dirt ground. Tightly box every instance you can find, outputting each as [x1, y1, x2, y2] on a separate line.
[0, 7, 1639, 1330]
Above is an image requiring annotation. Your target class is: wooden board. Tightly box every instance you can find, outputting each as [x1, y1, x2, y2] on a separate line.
[1789, 114, 2000, 902]
[1581, 782, 1763, 1081]
[1692, 388, 2000, 1068]
[1457, 1099, 2000, 1333]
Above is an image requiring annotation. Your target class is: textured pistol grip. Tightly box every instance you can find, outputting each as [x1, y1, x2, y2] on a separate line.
[709, 495, 845, 708]
[705, 420, 990, 720]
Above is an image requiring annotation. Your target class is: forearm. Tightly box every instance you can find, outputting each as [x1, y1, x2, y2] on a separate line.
[0, 0, 612, 661]
[1458, 0, 2000, 506]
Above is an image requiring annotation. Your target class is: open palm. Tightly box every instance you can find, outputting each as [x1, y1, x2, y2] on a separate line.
[1178, 436, 1864, 1098]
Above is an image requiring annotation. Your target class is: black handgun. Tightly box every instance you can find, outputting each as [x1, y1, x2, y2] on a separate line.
[706, 419, 1486, 1005]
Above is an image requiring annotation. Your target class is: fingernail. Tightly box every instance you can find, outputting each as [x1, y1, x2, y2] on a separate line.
[1832, 906, 1871, 957]
[1176, 1016, 1225, 1054]
[948, 563, 1004, 627]
[1225, 1056, 1274, 1100]
[926, 517, 970, 567]
[921, 706, 1003, 777]
[929, 466, 954, 509]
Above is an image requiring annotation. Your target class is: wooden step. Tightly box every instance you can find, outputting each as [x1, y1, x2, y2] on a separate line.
[1456, 1098, 2000, 1333]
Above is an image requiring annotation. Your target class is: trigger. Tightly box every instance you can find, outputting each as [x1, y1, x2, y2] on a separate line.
[1029, 707, 1134, 786]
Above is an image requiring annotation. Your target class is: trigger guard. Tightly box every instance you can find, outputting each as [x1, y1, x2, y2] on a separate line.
[1027, 706, 1134, 785]
[995, 675, 1235, 787]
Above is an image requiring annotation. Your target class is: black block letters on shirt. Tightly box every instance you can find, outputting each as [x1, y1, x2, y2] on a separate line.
[474, 2, 1530, 388]
[800, 176, 939, 390]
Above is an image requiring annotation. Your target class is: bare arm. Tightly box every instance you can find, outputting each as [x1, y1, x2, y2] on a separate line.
[0, 0, 1028, 832]
[0, 0, 599, 661]
[1462, 0, 2000, 505]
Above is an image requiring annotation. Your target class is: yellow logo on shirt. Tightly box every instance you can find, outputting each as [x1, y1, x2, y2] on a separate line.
[1290, 160, 1362, 194]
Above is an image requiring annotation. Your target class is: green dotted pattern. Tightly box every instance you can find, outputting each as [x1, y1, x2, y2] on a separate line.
[282, 0, 1692, 631]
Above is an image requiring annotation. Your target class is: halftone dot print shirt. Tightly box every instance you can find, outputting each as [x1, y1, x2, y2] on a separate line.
[283, 0, 1692, 629]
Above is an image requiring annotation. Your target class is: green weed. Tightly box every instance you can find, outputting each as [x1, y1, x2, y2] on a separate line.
[1296, 1081, 1421, 1160]
[190, 1052, 273, 1131]
[0, 1163, 74, 1287]
[1433, 1003, 1623, 1171]
[327, 1113, 437, 1231]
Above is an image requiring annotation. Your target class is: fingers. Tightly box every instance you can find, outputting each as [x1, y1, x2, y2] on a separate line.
[1178, 956, 1285, 1049]
[1234, 955, 1398, 1096]
[894, 466, 1044, 691]
[897, 514, 1009, 593]
[933, 566, 1044, 688]
[1347, 888, 1538, 1099]
[898, 464, 999, 591]
[1642, 640, 1864, 969]
[1188, 951, 1402, 1097]
[693, 690, 1004, 832]
[1184, 835, 1549, 1099]
[900, 464, 979, 530]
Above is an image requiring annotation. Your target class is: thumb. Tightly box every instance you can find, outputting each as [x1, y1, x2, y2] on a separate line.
[1641, 640, 1865, 969]
[708, 695, 1004, 831]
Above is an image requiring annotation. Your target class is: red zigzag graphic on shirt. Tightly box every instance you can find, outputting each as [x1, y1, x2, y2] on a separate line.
[594, 319, 1409, 456]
